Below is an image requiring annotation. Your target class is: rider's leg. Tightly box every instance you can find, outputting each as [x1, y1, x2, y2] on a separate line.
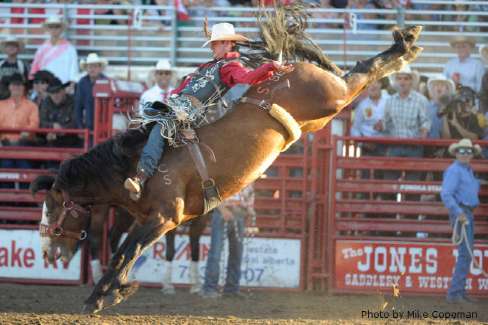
[124, 124, 165, 199]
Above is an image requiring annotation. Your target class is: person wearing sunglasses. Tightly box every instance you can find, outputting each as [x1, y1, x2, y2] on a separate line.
[441, 138, 481, 304]
[138, 59, 174, 116]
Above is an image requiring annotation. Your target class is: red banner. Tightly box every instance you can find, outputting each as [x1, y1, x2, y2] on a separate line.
[335, 240, 488, 295]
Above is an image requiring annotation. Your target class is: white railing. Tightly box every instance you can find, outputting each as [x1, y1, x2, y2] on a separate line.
[0, 2, 486, 78]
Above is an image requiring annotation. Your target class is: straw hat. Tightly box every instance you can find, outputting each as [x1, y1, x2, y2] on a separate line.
[427, 74, 456, 97]
[202, 23, 249, 47]
[388, 65, 420, 88]
[448, 138, 481, 156]
[153, 59, 173, 72]
[0, 35, 24, 51]
[479, 44, 488, 63]
[80, 53, 108, 70]
[449, 35, 476, 48]
[43, 16, 67, 28]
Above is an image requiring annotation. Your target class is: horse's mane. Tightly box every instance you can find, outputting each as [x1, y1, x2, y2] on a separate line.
[56, 128, 148, 191]
[238, 1, 342, 76]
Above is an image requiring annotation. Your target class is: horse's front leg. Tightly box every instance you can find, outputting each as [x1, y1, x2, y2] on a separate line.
[82, 218, 177, 313]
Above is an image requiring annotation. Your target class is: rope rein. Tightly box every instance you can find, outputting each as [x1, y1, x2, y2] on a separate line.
[451, 217, 488, 277]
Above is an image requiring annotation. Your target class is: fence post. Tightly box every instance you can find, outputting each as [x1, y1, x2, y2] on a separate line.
[396, 6, 405, 28]
[170, 4, 177, 66]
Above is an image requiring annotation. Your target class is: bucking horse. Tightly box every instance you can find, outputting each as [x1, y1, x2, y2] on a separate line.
[30, 3, 423, 313]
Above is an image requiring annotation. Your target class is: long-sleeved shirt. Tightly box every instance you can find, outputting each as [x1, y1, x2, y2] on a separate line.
[443, 56, 485, 92]
[383, 90, 430, 138]
[426, 101, 442, 139]
[350, 94, 388, 137]
[0, 97, 39, 141]
[139, 84, 174, 115]
[74, 73, 107, 130]
[172, 52, 275, 95]
[29, 39, 79, 83]
[441, 160, 480, 217]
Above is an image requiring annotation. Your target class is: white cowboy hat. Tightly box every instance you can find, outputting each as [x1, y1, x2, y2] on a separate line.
[202, 23, 250, 47]
[0, 35, 24, 51]
[427, 74, 456, 97]
[479, 44, 488, 63]
[153, 59, 173, 71]
[448, 138, 481, 156]
[449, 35, 476, 48]
[80, 53, 108, 70]
[388, 65, 420, 88]
[43, 16, 67, 28]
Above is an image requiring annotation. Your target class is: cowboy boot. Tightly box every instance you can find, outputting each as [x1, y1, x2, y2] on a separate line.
[124, 169, 148, 201]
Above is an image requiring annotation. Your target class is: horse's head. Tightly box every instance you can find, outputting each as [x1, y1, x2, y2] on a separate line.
[31, 175, 91, 265]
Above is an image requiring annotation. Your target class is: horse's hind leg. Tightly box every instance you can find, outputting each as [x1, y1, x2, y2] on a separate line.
[188, 213, 209, 293]
[160, 229, 176, 294]
[83, 219, 178, 313]
[343, 26, 423, 100]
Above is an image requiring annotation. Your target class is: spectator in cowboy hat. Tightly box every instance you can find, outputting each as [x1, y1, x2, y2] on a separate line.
[39, 77, 80, 152]
[30, 70, 56, 107]
[378, 65, 429, 199]
[138, 59, 174, 116]
[29, 16, 79, 85]
[443, 36, 485, 92]
[75, 53, 108, 130]
[441, 138, 481, 304]
[0, 73, 39, 170]
[426, 74, 456, 139]
[0, 35, 29, 100]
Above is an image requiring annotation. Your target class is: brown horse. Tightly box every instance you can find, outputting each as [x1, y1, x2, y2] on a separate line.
[31, 24, 422, 312]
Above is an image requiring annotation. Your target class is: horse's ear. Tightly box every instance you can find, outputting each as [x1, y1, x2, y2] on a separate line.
[30, 175, 56, 195]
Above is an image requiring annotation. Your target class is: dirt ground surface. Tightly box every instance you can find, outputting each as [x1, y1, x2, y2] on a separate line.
[0, 283, 486, 324]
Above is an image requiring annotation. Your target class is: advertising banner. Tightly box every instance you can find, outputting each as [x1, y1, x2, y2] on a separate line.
[0, 229, 82, 283]
[128, 235, 301, 288]
[335, 240, 488, 294]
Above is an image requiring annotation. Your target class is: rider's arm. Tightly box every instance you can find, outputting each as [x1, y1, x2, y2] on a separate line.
[220, 61, 275, 87]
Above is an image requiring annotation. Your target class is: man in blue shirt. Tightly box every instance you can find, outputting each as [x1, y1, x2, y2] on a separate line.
[441, 138, 481, 304]
[74, 53, 108, 130]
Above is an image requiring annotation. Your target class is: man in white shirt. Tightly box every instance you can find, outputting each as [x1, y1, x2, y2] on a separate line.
[139, 59, 174, 115]
[29, 16, 79, 85]
[443, 36, 485, 92]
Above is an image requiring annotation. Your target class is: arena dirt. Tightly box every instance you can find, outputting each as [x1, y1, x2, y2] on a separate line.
[0, 283, 485, 324]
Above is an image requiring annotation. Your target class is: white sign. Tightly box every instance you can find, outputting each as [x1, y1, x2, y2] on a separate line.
[128, 235, 301, 288]
[0, 229, 82, 281]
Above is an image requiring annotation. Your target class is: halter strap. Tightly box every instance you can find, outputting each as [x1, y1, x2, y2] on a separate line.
[39, 191, 91, 241]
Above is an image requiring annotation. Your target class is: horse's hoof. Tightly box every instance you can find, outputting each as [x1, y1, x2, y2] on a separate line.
[82, 301, 103, 314]
[161, 285, 176, 295]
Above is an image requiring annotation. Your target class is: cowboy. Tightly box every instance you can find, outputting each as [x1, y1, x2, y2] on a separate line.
[29, 16, 79, 85]
[124, 22, 288, 200]
[40, 77, 79, 148]
[0, 36, 29, 99]
[426, 74, 456, 139]
[441, 139, 481, 304]
[139, 59, 174, 116]
[443, 36, 485, 92]
[75, 53, 108, 130]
